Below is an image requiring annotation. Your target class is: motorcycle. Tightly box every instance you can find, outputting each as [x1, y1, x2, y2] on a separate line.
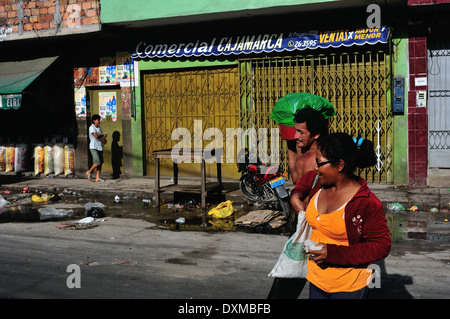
[237, 149, 292, 219]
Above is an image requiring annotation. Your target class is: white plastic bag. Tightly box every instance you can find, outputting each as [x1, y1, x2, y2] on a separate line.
[44, 145, 54, 175]
[14, 144, 28, 172]
[53, 143, 64, 176]
[268, 211, 312, 278]
[38, 207, 74, 221]
[0, 195, 10, 207]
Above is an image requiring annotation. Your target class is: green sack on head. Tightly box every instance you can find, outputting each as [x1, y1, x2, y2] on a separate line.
[270, 92, 336, 127]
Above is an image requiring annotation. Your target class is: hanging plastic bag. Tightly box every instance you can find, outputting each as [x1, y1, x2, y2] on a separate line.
[14, 144, 28, 173]
[0, 146, 6, 171]
[53, 143, 64, 176]
[44, 145, 54, 175]
[5, 146, 15, 173]
[64, 144, 75, 176]
[207, 200, 234, 218]
[268, 211, 312, 278]
[34, 145, 44, 176]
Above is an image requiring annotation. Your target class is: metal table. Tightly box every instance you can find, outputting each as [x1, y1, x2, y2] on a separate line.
[152, 148, 223, 211]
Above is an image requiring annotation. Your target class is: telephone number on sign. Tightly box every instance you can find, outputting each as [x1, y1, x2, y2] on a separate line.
[288, 40, 318, 48]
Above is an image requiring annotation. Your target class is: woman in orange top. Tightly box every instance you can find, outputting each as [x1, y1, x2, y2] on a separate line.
[293, 132, 391, 299]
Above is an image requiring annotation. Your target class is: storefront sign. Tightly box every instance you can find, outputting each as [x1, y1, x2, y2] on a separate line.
[0, 94, 22, 110]
[132, 27, 389, 59]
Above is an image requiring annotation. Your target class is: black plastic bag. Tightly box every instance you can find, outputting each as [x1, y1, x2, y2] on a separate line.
[87, 207, 105, 218]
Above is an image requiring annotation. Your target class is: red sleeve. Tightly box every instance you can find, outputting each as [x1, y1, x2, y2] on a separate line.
[290, 170, 319, 200]
[326, 195, 391, 266]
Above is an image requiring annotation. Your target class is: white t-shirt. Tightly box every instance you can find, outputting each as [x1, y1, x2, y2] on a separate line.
[89, 124, 103, 151]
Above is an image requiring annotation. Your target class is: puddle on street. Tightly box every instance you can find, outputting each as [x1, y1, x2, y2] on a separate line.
[386, 210, 450, 242]
[0, 188, 288, 234]
[1, 187, 449, 239]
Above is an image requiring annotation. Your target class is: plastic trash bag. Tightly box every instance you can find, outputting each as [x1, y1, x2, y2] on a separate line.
[75, 217, 95, 224]
[87, 207, 105, 218]
[0, 195, 10, 207]
[32, 193, 57, 202]
[386, 202, 405, 212]
[84, 202, 105, 218]
[38, 207, 74, 221]
[208, 200, 234, 218]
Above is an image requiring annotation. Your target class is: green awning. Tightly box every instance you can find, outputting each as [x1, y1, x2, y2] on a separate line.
[0, 56, 58, 109]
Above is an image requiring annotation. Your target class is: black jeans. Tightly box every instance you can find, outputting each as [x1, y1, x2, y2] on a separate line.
[267, 278, 307, 299]
[309, 282, 369, 299]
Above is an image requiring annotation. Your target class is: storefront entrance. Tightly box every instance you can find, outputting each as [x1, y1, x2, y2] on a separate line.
[88, 88, 123, 177]
[142, 66, 240, 179]
[240, 50, 392, 182]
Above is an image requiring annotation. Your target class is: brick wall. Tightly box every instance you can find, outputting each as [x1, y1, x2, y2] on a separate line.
[0, 0, 100, 40]
[408, 37, 428, 187]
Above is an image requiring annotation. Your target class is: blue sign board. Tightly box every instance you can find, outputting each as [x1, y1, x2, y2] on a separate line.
[132, 27, 389, 59]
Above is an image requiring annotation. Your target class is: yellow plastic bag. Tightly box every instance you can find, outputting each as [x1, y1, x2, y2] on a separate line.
[64, 144, 75, 176]
[34, 145, 44, 176]
[32, 193, 55, 203]
[208, 200, 234, 218]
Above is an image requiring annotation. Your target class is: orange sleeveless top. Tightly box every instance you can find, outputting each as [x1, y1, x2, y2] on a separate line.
[305, 189, 370, 293]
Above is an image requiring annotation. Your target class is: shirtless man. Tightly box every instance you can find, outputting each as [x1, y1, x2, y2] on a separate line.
[267, 107, 328, 299]
[288, 107, 329, 184]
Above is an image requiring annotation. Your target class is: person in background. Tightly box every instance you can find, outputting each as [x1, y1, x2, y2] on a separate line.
[267, 107, 328, 299]
[290, 132, 391, 299]
[86, 114, 107, 182]
[287, 107, 329, 184]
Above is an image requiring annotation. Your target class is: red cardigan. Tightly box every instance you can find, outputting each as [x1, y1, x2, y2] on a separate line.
[291, 170, 391, 266]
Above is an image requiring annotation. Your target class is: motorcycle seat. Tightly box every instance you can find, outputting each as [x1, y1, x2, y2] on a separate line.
[257, 164, 279, 176]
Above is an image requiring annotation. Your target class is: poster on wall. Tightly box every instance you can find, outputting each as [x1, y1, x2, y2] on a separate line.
[86, 67, 99, 86]
[74, 87, 86, 117]
[116, 52, 133, 85]
[99, 57, 117, 85]
[99, 91, 117, 122]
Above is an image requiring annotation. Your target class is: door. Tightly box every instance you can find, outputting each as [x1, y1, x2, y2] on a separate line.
[143, 66, 240, 179]
[428, 40, 450, 168]
[88, 88, 123, 177]
[240, 50, 392, 182]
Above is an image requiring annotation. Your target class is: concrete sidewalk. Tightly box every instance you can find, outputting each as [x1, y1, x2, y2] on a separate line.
[1, 173, 450, 211]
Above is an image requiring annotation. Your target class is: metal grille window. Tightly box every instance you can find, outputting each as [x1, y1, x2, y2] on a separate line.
[428, 43, 450, 168]
[240, 51, 392, 182]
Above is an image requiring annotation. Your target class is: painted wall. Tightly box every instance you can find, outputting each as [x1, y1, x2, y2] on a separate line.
[391, 28, 409, 185]
[100, 0, 339, 23]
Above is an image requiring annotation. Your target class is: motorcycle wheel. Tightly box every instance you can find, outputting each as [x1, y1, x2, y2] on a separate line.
[278, 198, 292, 219]
[239, 174, 261, 202]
